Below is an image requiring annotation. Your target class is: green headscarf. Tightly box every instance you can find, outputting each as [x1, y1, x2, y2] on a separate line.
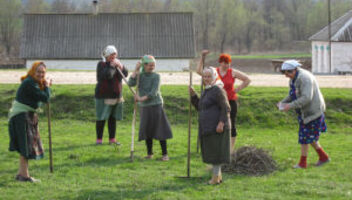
[140, 55, 156, 73]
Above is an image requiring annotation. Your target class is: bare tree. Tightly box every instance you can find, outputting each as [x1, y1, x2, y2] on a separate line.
[25, 0, 50, 13]
[0, 0, 22, 56]
[51, 0, 76, 13]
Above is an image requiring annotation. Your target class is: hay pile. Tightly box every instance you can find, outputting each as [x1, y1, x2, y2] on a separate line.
[222, 146, 277, 176]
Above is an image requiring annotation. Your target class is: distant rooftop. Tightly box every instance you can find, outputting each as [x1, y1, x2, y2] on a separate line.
[20, 13, 195, 59]
[309, 10, 352, 42]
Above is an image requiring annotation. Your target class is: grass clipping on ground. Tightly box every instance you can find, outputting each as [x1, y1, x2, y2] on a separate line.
[222, 146, 277, 176]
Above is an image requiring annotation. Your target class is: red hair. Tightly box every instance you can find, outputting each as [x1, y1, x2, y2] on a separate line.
[218, 54, 232, 64]
[21, 61, 46, 90]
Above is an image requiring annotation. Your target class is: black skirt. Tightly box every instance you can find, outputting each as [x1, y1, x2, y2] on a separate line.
[138, 104, 173, 141]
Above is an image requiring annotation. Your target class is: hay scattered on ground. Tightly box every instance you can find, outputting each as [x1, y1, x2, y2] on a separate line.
[222, 146, 277, 176]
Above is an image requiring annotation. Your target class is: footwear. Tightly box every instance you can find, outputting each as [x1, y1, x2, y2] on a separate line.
[208, 175, 221, 185]
[15, 175, 40, 183]
[96, 139, 103, 145]
[144, 154, 153, 159]
[109, 138, 121, 145]
[161, 155, 169, 161]
[315, 158, 330, 167]
[293, 164, 306, 169]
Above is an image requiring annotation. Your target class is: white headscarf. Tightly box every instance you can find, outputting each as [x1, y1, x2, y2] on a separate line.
[102, 45, 118, 62]
[281, 60, 301, 70]
[203, 67, 224, 89]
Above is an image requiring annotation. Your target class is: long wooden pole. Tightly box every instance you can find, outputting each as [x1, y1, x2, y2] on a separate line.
[116, 67, 136, 96]
[187, 70, 193, 177]
[46, 103, 53, 173]
[197, 56, 205, 153]
[130, 73, 140, 161]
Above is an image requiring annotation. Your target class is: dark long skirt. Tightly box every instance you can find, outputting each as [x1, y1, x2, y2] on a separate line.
[139, 104, 173, 141]
[201, 128, 231, 165]
[8, 112, 44, 159]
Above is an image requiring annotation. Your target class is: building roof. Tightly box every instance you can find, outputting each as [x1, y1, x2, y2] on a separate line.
[309, 10, 352, 42]
[20, 13, 195, 59]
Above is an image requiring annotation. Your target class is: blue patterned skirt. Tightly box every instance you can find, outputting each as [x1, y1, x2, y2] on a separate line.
[298, 114, 327, 144]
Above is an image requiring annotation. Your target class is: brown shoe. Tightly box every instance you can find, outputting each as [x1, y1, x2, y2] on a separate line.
[15, 175, 40, 183]
[144, 154, 153, 159]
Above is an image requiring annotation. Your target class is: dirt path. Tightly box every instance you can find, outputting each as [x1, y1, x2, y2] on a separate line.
[0, 71, 351, 88]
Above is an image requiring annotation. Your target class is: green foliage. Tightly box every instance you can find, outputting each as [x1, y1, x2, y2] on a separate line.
[0, 85, 351, 129]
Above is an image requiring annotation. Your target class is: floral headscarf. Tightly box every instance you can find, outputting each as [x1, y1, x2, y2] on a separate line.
[21, 61, 46, 90]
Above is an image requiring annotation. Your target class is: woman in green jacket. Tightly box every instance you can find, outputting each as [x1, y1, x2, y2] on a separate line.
[8, 61, 51, 182]
[128, 55, 173, 161]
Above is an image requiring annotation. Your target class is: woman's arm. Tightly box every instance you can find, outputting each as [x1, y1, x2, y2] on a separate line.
[127, 62, 141, 87]
[233, 69, 251, 93]
[196, 50, 210, 76]
[25, 81, 51, 103]
[217, 86, 231, 123]
[97, 62, 116, 81]
[216, 86, 231, 133]
[189, 87, 200, 111]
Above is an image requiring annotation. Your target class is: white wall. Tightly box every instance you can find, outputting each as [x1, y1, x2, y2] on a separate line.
[312, 41, 330, 73]
[26, 59, 191, 71]
[312, 41, 352, 73]
[331, 42, 352, 73]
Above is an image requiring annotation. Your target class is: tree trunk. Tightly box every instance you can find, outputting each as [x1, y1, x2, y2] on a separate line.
[220, 33, 227, 53]
[202, 0, 209, 49]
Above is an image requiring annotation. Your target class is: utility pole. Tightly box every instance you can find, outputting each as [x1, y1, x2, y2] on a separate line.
[328, 0, 332, 73]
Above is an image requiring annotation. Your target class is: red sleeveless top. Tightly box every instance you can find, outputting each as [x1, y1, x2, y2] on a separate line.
[216, 67, 237, 101]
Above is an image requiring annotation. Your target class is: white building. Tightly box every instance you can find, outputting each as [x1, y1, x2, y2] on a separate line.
[20, 13, 195, 71]
[309, 10, 352, 74]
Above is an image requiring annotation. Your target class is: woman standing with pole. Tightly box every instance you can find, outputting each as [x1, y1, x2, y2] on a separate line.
[8, 61, 52, 182]
[128, 55, 173, 161]
[189, 67, 231, 184]
[95, 45, 128, 145]
[197, 50, 251, 153]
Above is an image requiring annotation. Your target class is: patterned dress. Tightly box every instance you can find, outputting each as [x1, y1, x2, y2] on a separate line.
[290, 71, 327, 144]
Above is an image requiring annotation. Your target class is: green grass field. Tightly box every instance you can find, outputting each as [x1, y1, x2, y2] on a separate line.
[0, 85, 351, 200]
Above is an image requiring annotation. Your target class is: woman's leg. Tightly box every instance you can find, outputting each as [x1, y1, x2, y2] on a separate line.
[311, 141, 329, 165]
[160, 140, 169, 161]
[108, 115, 116, 140]
[96, 120, 105, 143]
[18, 155, 29, 177]
[160, 140, 167, 156]
[229, 100, 237, 153]
[209, 165, 222, 184]
[146, 139, 153, 156]
[295, 144, 309, 168]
